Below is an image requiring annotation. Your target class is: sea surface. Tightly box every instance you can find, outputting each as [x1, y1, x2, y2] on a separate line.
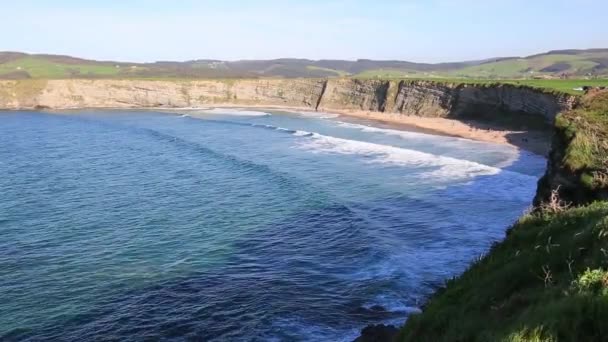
[0, 108, 546, 341]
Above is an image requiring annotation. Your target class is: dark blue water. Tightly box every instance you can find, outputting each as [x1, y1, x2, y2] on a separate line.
[0, 108, 545, 341]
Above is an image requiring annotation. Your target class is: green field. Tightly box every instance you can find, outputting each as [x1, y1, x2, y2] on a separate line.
[428, 78, 608, 95]
[500, 79, 608, 94]
[354, 68, 427, 78]
[1, 51, 608, 95]
[361, 77, 608, 95]
[305, 65, 349, 77]
[2, 49, 608, 80]
[0, 57, 124, 78]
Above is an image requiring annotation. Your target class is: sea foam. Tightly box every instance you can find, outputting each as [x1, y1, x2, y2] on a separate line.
[296, 133, 503, 182]
[297, 111, 340, 119]
[196, 108, 271, 116]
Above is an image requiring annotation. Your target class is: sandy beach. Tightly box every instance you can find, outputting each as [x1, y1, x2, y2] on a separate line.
[175, 104, 552, 156]
[325, 109, 552, 156]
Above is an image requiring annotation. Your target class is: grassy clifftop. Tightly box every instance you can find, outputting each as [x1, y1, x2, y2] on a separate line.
[398, 91, 608, 342]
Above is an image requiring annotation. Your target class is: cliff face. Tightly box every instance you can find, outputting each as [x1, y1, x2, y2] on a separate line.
[0, 79, 577, 124]
[451, 84, 576, 121]
[0, 79, 326, 110]
[317, 79, 391, 112]
[396, 89, 608, 342]
[534, 89, 608, 206]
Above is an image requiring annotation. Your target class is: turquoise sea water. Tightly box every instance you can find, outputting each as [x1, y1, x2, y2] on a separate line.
[0, 108, 546, 341]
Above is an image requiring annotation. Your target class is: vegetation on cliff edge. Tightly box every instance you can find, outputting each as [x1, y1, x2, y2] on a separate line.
[556, 91, 608, 189]
[398, 91, 608, 342]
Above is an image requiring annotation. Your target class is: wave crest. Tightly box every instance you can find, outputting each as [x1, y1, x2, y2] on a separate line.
[195, 108, 271, 116]
[296, 133, 536, 183]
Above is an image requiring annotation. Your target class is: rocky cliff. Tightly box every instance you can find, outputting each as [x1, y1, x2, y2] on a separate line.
[0, 79, 577, 125]
[534, 89, 608, 206]
[396, 89, 608, 342]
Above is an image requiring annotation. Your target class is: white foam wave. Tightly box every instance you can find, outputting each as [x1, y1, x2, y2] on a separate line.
[363, 295, 421, 314]
[293, 130, 314, 137]
[160, 106, 210, 111]
[297, 133, 511, 182]
[336, 120, 503, 147]
[337, 121, 427, 139]
[297, 111, 340, 119]
[196, 108, 271, 116]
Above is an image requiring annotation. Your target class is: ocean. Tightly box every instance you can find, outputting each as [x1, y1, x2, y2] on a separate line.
[0, 108, 546, 341]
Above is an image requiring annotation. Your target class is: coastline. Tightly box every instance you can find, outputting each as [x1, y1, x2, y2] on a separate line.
[325, 109, 551, 156]
[169, 104, 551, 156]
[17, 102, 551, 156]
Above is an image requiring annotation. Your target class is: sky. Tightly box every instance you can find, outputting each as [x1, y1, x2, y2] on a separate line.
[3, 0, 608, 63]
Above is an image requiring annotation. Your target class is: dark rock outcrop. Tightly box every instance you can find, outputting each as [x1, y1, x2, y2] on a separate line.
[354, 324, 398, 342]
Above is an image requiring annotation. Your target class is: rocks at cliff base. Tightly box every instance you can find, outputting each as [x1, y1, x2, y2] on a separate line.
[354, 324, 398, 342]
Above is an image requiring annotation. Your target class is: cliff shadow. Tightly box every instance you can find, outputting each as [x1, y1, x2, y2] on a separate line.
[446, 104, 553, 156]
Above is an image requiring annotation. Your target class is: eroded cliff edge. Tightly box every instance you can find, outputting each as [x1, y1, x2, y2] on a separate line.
[395, 90, 608, 342]
[0, 79, 577, 126]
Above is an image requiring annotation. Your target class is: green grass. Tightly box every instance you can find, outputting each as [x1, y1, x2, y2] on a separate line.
[0, 57, 122, 78]
[500, 79, 608, 94]
[527, 54, 599, 71]
[2, 55, 607, 96]
[353, 77, 608, 95]
[2, 55, 607, 95]
[354, 68, 430, 78]
[356, 52, 608, 80]
[555, 91, 608, 190]
[399, 202, 608, 342]
[3, 49, 608, 80]
[305, 65, 349, 77]
[447, 55, 601, 78]
[398, 91, 608, 341]
[449, 59, 532, 78]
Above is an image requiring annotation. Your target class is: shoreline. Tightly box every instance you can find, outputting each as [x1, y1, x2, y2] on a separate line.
[23, 103, 552, 156]
[324, 109, 551, 156]
[169, 104, 551, 156]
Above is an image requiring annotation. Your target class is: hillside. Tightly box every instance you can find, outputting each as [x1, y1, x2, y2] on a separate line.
[1, 49, 608, 80]
[397, 90, 608, 342]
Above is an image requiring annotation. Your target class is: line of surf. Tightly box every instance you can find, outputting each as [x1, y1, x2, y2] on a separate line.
[176, 111, 536, 182]
[296, 132, 540, 184]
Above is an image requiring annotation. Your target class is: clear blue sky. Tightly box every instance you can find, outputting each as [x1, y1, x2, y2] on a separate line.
[3, 0, 607, 63]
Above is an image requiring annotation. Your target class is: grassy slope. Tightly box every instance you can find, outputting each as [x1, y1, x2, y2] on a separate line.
[446, 54, 600, 78]
[554, 91, 608, 196]
[306, 65, 349, 77]
[398, 92, 608, 342]
[356, 51, 608, 79]
[2, 50, 608, 80]
[0, 57, 124, 78]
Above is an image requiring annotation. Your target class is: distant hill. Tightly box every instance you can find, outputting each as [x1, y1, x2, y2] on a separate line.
[1, 49, 607, 79]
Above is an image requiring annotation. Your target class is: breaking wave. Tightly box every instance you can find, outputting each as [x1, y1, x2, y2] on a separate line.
[296, 133, 513, 182]
[195, 108, 271, 116]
